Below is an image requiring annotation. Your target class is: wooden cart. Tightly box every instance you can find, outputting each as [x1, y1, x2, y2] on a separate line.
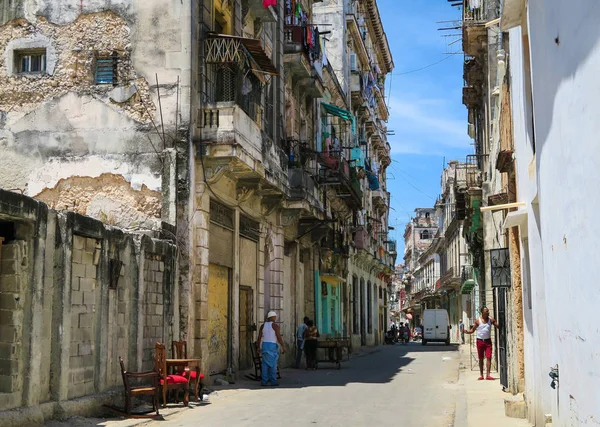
[316, 338, 350, 369]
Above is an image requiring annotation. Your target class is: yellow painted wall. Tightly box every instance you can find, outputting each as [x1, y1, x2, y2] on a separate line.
[208, 263, 229, 374]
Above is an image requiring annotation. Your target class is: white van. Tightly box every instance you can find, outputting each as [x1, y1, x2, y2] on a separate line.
[422, 309, 451, 345]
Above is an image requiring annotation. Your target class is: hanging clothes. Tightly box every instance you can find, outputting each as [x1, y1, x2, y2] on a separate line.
[351, 147, 365, 168]
[469, 0, 481, 9]
[263, 0, 276, 8]
[366, 171, 380, 190]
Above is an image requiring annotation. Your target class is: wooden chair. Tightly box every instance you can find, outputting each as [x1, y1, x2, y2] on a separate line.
[104, 357, 160, 419]
[171, 340, 204, 401]
[245, 341, 281, 381]
[155, 342, 189, 407]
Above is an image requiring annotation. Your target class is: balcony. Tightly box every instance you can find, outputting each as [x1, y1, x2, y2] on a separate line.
[200, 102, 288, 197]
[317, 152, 363, 210]
[372, 189, 388, 212]
[346, 13, 369, 69]
[350, 73, 369, 109]
[374, 85, 389, 121]
[353, 226, 369, 250]
[247, 0, 277, 22]
[464, 56, 484, 87]
[438, 266, 461, 291]
[463, 86, 481, 108]
[461, 265, 476, 294]
[462, 0, 490, 56]
[320, 252, 348, 282]
[284, 25, 325, 98]
[285, 167, 325, 219]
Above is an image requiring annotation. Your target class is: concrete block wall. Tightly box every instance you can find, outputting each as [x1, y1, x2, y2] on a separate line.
[0, 241, 27, 410]
[0, 189, 178, 424]
[142, 254, 166, 371]
[68, 236, 100, 399]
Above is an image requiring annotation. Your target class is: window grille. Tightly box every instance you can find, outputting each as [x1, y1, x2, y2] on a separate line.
[210, 199, 234, 229]
[240, 215, 260, 242]
[16, 49, 46, 73]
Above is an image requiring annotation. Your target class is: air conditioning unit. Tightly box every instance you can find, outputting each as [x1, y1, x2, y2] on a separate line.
[350, 53, 358, 72]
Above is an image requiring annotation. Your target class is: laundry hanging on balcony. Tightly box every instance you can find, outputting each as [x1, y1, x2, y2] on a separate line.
[321, 102, 356, 134]
[351, 147, 365, 168]
[469, 0, 481, 9]
[263, 0, 276, 7]
[366, 171, 380, 190]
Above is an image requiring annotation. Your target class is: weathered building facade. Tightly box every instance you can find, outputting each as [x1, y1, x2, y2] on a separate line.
[0, 0, 395, 422]
[313, 0, 395, 349]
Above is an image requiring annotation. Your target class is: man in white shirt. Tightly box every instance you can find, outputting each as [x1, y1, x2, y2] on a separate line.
[295, 317, 309, 368]
[465, 307, 498, 380]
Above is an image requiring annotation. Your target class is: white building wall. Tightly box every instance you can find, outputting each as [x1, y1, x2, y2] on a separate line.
[508, 2, 600, 422]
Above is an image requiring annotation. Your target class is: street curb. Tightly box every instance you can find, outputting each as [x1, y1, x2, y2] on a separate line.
[453, 345, 469, 427]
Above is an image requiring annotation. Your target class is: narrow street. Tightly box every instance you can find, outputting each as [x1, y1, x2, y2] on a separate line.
[157, 343, 459, 427]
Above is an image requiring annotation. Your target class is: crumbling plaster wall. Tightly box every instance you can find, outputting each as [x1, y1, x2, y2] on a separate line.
[0, 0, 192, 229]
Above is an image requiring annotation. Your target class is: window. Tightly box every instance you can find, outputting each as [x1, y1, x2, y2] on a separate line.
[95, 56, 117, 85]
[425, 212, 430, 219]
[420, 230, 430, 240]
[16, 49, 46, 74]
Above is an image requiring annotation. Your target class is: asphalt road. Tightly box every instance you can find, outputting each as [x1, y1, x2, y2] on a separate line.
[161, 342, 461, 427]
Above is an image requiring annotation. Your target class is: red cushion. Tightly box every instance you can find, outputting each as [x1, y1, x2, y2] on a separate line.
[179, 370, 205, 380]
[160, 374, 188, 385]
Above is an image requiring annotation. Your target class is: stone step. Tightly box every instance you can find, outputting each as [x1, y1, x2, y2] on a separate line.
[504, 393, 527, 419]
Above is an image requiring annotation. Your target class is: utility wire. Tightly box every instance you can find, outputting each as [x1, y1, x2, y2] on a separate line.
[390, 55, 454, 76]
[396, 169, 436, 201]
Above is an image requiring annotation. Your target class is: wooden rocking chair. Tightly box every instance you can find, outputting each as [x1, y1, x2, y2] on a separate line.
[245, 341, 281, 381]
[104, 357, 160, 419]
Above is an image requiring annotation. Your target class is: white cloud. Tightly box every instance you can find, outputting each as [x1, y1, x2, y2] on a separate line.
[385, 95, 472, 155]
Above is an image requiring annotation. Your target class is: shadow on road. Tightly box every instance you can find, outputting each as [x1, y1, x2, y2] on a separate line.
[206, 342, 459, 392]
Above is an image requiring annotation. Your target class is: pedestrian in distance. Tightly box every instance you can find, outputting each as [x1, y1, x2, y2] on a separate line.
[295, 316, 309, 368]
[257, 311, 286, 386]
[464, 307, 498, 380]
[459, 319, 465, 344]
[303, 319, 320, 370]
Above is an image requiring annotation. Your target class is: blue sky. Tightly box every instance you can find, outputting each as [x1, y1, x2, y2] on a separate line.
[378, 0, 472, 253]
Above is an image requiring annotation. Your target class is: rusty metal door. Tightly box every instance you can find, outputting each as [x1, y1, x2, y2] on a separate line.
[239, 286, 255, 370]
[208, 263, 230, 375]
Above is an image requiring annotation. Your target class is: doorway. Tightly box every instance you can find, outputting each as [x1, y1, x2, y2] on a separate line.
[208, 263, 230, 375]
[496, 287, 508, 388]
[360, 278, 366, 346]
[239, 286, 255, 370]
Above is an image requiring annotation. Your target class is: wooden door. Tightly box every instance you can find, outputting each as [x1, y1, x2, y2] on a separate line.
[239, 286, 254, 370]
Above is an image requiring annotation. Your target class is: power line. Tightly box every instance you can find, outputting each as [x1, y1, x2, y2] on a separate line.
[396, 169, 436, 201]
[390, 55, 454, 76]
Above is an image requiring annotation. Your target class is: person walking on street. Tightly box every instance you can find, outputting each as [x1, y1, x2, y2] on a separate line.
[295, 316, 309, 368]
[459, 319, 465, 344]
[257, 311, 286, 386]
[464, 307, 498, 380]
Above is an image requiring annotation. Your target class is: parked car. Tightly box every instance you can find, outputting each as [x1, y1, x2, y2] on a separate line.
[422, 309, 451, 345]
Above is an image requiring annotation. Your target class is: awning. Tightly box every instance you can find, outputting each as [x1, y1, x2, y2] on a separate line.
[461, 279, 476, 295]
[321, 102, 356, 134]
[206, 34, 278, 76]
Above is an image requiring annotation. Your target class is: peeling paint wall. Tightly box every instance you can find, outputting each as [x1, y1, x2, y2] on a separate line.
[0, 0, 192, 230]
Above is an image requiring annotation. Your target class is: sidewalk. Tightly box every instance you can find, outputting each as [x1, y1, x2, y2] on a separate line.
[453, 344, 531, 427]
